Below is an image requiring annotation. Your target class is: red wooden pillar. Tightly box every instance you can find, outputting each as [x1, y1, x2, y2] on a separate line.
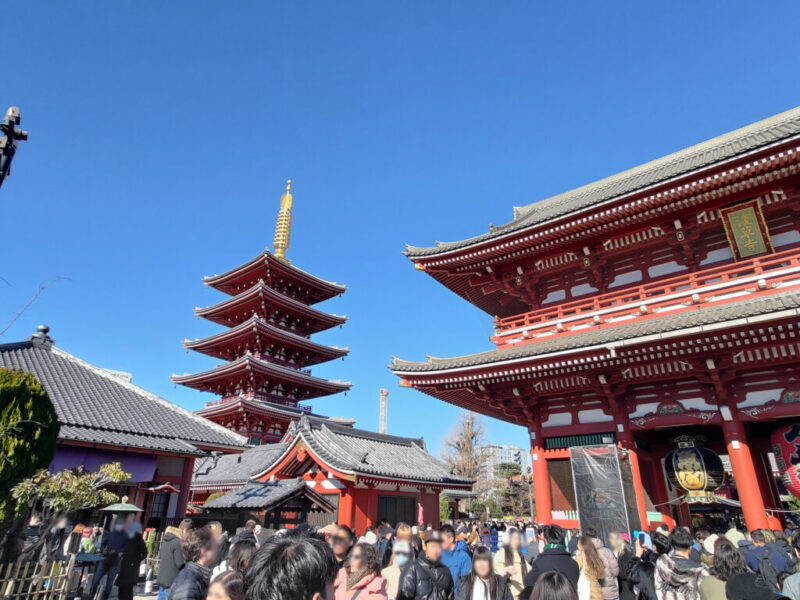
[616, 415, 650, 532]
[338, 485, 355, 528]
[366, 486, 378, 529]
[646, 454, 676, 529]
[752, 447, 783, 530]
[529, 425, 552, 523]
[175, 457, 195, 518]
[722, 418, 770, 531]
[352, 487, 370, 534]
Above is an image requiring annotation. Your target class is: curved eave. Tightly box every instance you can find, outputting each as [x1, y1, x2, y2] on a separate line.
[196, 397, 316, 420]
[172, 354, 351, 396]
[203, 251, 346, 302]
[404, 107, 800, 262]
[184, 316, 349, 366]
[195, 282, 347, 331]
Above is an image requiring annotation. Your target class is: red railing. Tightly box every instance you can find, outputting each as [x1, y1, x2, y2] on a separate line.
[494, 247, 800, 348]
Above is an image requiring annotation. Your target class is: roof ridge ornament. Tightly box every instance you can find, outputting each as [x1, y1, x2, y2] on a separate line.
[273, 179, 293, 262]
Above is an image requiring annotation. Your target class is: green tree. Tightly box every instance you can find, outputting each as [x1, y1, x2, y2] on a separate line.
[439, 493, 451, 524]
[0, 368, 60, 561]
[496, 462, 522, 478]
[12, 462, 130, 561]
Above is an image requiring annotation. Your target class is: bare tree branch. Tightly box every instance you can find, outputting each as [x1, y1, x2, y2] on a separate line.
[0, 276, 70, 337]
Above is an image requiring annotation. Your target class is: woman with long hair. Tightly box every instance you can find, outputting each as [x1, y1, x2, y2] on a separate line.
[334, 542, 388, 600]
[456, 547, 513, 600]
[212, 538, 257, 579]
[530, 571, 578, 600]
[699, 537, 749, 600]
[575, 536, 604, 600]
[493, 528, 528, 599]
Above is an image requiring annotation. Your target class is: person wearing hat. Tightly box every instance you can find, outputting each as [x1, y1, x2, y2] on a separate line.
[396, 530, 454, 600]
[383, 541, 413, 600]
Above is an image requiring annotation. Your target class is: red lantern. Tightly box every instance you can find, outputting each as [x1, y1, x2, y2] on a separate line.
[770, 423, 800, 498]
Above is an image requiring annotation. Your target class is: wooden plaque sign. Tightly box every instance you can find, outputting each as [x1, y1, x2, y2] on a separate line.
[720, 199, 773, 261]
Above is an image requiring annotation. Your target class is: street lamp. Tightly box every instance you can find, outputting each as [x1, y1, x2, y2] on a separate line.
[0, 107, 28, 190]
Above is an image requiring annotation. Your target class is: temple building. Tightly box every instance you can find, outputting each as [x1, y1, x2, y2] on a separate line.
[392, 107, 800, 532]
[194, 415, 472, 530]
[185, 181, 474, 527]
[0, 325, 247, 528]
[173, 181, 352, 445]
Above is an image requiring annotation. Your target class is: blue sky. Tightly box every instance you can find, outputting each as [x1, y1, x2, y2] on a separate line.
[2, 2, 800, 455]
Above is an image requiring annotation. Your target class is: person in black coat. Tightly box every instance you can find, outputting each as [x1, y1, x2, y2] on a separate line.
[168, 526, 219, 600]
[455, 547, 513, 600]
[626, 532, 671, 600]
[523, 525, 579, 591]
[117, 523, 148, 600]
[397, 531, 454, 600]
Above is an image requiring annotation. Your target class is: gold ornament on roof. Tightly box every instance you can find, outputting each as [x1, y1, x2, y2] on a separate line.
[273, 179, 293, 262]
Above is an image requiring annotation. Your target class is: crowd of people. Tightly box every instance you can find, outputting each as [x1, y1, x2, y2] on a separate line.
[118, 517, 800, 600]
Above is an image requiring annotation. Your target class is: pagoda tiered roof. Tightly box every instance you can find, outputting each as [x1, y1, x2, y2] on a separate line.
[172, 353, 351, 401]
[184, 316, 349, 367]
[194, 281, 347, 334]
[203, 250, 346, 302]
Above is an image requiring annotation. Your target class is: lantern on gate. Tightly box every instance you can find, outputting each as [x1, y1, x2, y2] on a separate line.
[665, 436, 725, 495]
[771, 423, 800, 499]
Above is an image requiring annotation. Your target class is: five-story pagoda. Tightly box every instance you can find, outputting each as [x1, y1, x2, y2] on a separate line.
[173, 181, 351, 444]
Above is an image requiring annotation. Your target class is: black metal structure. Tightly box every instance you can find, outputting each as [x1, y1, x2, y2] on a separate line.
[0, 106, 28, 190]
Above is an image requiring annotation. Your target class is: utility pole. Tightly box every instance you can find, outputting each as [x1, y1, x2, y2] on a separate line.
[0, 107, 28, 190]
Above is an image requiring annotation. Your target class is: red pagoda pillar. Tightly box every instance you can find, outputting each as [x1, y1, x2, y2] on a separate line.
[529, 424, 552, 523]
[721, 418, 770, 531]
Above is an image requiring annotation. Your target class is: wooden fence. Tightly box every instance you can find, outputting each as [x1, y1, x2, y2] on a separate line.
[0, 555, 76, 600]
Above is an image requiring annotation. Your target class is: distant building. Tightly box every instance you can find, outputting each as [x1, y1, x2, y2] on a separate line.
[480, 444, 530, 479]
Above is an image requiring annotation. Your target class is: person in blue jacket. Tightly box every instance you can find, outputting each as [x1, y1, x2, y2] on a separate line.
[439, 524, 471, 593]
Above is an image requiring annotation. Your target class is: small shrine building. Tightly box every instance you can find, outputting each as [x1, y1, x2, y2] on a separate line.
[195, 415, 472, 531]
[392, 107, 800, 532]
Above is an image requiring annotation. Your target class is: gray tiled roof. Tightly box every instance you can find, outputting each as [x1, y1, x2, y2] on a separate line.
[0, 335, 247, 453]
[391, 289, 800, 372]
[193, 443, 289, 487]
[406, 106, 800, 258]
[276, 416, 473, 485]
[203, 478, 335, 512]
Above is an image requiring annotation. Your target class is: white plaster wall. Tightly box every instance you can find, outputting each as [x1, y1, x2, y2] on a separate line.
[629, 402, 661, 418]
[738, 388, 783, 408]
[542, 412, 572, 427]
[700, 247, 733, 266]
[578, 409, 614, 423]
[648, 261, 685, 279]
[609, 270, 643, 289]
[771, 230, 800, 248]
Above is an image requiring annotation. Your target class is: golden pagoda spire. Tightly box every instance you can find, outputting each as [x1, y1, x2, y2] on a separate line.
[273, 179, 293, 262]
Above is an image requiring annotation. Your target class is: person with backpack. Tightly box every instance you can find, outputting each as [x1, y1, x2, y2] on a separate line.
[396, 530, 454, 600]
[745, 529, 792, 590]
